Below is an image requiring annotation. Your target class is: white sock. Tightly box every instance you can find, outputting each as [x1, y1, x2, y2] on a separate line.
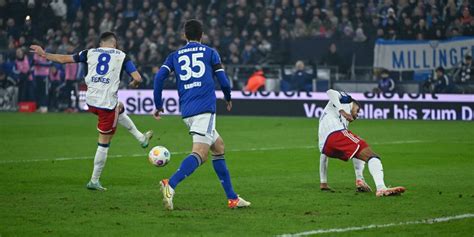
[368, 157, 387, 190]
[91, 145, 109, 183]
[319, 154, 328, 183]
[352, 158, 365, 180]
[118, 112, 145, 143]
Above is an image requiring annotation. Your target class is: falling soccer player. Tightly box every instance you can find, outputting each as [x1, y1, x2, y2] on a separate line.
[318, 89, 406, 197]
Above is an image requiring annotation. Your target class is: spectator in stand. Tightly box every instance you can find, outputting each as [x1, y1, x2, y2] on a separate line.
[0, 53, 14, 78]
[48, 64, 62, 111]
[244, 67, 266, 92]
[353, 27, 368, 42]
[399, 17, 415, 40]
[429, 15, 446, 39]
[50, 0, 67, 21]
[14, 48, 33, 102]
[413, 18, 429, 40]
[443, 0, 458, 23]
[291, 60, 313, 91]
[320, 43, 346, 76]
[32, 50, 51, 113]
[366, 16, 381, 40]
[431, 67, 453, 93]
[99, 12, 114, 34]
[241, 43, 256, 64]
[376, 69, 396, 93]
[460, 7, 473, 25]
[459, 55, 473, 84]
[463, 19, 474, 36]
[292, 18, 308, 38]
[64, 47, 79, 112]
[0, 68, 18, 111]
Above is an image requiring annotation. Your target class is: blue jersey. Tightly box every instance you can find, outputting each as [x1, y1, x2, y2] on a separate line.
[154, 42, 231, 118]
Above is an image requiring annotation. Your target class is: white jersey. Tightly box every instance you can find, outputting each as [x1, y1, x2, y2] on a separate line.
[74, 47, 131, 110]
[318, 90, 353, 152]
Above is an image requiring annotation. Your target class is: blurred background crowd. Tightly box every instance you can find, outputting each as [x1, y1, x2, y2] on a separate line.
[0, 0, 473, 112]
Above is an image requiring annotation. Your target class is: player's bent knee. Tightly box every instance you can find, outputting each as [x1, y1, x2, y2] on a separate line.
[117, 102, 125, 114]
[192, 150, 208, 162]
[98, 134, 113, 144]
[357, 147, 379, 161]
[192, 142, 210, 162]
[211, 137, 225, 155]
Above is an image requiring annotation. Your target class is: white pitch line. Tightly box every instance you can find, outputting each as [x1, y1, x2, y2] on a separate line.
[278, 213, 474, 237]
[0, 147, 298, 164]
[0, 139, 465, 164]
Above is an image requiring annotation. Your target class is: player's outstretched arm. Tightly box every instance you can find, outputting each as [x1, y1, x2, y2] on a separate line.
[152, 66, 170, 120]
[30, 45, 75, 64]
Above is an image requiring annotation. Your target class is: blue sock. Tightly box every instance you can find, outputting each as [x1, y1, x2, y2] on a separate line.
[212, 155, 238, 200]
[169, 153, 202, 189]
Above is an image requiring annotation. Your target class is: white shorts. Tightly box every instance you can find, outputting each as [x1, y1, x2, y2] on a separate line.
[183, 113, 220, 145]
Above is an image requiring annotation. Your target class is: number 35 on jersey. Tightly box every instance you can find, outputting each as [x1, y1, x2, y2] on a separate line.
[178, 53, 205, 81]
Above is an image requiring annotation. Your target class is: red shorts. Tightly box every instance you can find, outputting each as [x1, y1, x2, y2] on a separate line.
[88, 105, 119, 135]
[323, 130, 369, 161]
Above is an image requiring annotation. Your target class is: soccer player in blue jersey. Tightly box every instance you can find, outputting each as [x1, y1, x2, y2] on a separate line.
[153, 19, 251, 210]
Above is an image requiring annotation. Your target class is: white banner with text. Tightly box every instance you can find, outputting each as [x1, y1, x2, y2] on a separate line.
[374, 37, 474, 71]
[117, 90, 474, 121]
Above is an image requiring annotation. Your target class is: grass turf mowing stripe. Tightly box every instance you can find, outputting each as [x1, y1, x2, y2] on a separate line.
[0, 140, 432, 164]
[3, 139, 472, 164]
[278, 213, 474, 236]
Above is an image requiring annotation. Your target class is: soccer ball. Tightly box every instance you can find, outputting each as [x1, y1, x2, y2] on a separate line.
[148, 146, 171, 167]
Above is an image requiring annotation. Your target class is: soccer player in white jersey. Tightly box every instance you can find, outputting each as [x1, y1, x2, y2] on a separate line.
[30, 32, 153, 191]
[318, 89, 406, 197]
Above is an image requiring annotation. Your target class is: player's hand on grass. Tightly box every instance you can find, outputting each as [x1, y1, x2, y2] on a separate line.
[339, 110, 353, 122]
[153, 108, 164, 120]
[30, 45, 46, 58]
[226, 100, 232, 111]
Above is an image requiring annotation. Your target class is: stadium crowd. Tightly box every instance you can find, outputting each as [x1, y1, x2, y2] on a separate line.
[0, 0, 473, 111]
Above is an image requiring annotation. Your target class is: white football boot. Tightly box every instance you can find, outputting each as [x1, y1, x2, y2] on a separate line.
[160, 179, 175, 210]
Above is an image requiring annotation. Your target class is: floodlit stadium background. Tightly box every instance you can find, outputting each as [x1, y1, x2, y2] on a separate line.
[1, 1, 474, 236]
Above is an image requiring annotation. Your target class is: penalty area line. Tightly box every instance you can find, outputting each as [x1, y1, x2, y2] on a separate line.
[0, 139, 434, 164]
[277, 213, 474, 237]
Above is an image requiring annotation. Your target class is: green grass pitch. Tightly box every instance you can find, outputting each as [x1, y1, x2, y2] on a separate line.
[0, 113, 473, 236]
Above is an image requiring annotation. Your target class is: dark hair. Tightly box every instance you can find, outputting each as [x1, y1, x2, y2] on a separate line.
[466, 55, 472, 60]
[436, 66, 445, 73]
[100, 32, 117, 43]
[184, 19, 203, 41]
